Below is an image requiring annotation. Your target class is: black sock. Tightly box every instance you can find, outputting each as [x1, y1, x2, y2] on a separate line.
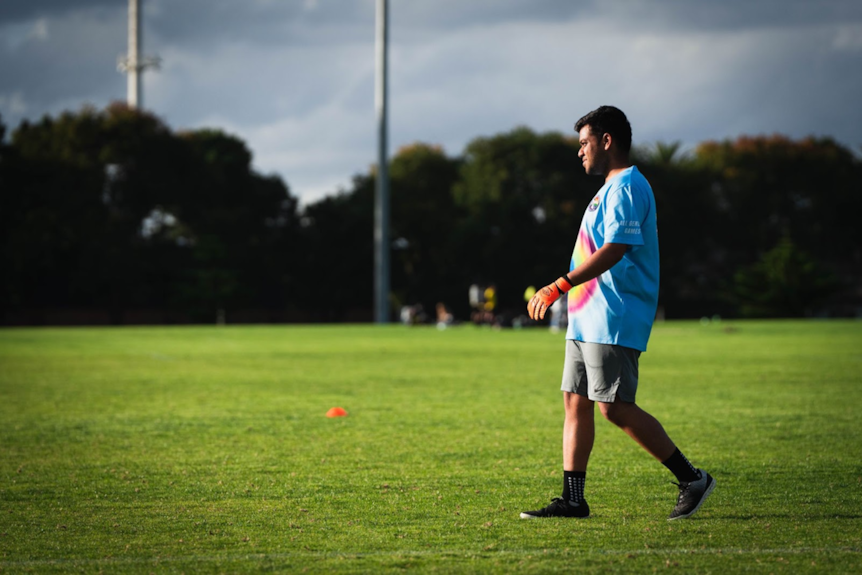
[662, 448, 701, 483]
[562, 471, 586, 505]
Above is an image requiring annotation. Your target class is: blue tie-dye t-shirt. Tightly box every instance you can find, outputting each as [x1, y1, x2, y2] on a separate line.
[565, 166, 660, 352]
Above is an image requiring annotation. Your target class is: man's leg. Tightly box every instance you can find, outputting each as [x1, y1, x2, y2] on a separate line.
[520, 392, 594, 519]
[564, 391, 595, 471]
[597, 400, 674, 461]
[599, 400, 716, 520]
[519, 343, 594, 520]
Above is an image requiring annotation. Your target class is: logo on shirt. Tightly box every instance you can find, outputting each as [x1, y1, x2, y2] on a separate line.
[588, 195, 600, 212]
[621, 220, 642, 235]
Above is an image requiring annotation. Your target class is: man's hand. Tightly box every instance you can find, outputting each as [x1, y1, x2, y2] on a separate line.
[527, 277, 573, 320]
[528, 243, 627, 320]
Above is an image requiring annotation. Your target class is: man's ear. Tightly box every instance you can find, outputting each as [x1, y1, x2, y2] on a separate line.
[602, 132, 613, 151]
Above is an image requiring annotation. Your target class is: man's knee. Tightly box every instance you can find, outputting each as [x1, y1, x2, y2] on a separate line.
[598, 400, 635, 426]
[564, 392, 594, 416]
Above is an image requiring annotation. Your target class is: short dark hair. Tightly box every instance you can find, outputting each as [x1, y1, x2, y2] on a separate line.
[574, 106, 632, 154]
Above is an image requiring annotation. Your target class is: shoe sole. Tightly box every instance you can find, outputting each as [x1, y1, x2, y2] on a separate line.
[519, 512, 591, 519]
[668, 476, 716, 521]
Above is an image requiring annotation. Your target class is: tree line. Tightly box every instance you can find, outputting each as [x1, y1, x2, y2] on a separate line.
[1, 104, 859, 325]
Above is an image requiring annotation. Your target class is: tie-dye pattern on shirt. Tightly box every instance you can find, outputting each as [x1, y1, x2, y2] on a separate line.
[568, 229, 599, 313]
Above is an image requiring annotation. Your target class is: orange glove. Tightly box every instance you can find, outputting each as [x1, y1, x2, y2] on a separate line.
[527, 277, 573, 320]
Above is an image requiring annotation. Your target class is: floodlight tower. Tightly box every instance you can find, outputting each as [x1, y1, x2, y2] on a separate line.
[118, 0, 160, 108]
[374, 0, 390, 323]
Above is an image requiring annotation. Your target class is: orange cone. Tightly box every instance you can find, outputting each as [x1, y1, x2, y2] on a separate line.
[326, 407, 348, 418]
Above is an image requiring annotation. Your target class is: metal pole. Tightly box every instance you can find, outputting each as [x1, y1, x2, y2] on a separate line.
[374, 0, 390, 324]
[119, 0, 159, 109]
[128, 0, 140, 108]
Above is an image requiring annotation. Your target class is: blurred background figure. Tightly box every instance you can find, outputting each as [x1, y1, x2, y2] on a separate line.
[482, 284, 498, 326]
[549, 297, 567, 333]
[400, 305, 415, 325]
[400, 303, 427, 325]
[436, 302, 454, 329]
[469, 283, 484, 324]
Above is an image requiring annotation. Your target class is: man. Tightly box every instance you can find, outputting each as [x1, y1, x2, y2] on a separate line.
[521, 106, 715, 521]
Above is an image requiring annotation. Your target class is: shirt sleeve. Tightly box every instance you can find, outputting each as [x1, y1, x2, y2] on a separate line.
[604, 183, 646, 246]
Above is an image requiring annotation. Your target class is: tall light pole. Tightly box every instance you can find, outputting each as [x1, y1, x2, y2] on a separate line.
[118, 0, 160, 109]
[374, 0, 390, 323]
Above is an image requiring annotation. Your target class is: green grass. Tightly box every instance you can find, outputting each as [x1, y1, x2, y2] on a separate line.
[1, 320, 860, 573]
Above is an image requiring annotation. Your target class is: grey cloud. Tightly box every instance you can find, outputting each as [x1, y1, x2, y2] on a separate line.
[0, 0, 119, 23]
[146, 0, 585, 48]
[595, 0, 862, 32]
[0, 9, 126, 124]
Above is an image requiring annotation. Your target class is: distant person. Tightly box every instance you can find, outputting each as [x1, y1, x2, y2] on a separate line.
[469, 283, 484, 324]
[521, 106, 715, 520]
[412, 304, 427, 324]
[400, 305, 414, 326]
[436, 302, 454, 329]
[548, 296, 566, 334]
[483, 284, 497, 325]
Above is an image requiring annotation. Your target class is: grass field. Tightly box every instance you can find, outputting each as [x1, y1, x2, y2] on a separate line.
[1, 320, 861, 573]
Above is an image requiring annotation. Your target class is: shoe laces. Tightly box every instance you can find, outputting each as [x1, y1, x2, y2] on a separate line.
[671, 481, 690, 503]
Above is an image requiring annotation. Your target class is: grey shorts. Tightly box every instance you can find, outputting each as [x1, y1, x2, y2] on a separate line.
[560, 340, 640, 403]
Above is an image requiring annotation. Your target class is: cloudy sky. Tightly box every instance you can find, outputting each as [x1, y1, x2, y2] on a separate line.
[2, 0, 861, 204]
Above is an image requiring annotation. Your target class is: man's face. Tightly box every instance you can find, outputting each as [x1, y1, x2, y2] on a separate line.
[577, 125, 608, 176]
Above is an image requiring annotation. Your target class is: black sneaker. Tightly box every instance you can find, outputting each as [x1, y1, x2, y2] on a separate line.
[520, 498, 590, 519]
[668, 469, 715, 520]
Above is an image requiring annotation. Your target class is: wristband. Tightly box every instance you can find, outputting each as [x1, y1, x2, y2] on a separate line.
[554, 276, 573, 294]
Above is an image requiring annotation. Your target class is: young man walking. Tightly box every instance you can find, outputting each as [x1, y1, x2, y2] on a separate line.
[521, 106, 715, 521]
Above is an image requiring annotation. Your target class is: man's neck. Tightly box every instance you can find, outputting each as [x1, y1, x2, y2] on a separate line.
[604, 159, 632, 183]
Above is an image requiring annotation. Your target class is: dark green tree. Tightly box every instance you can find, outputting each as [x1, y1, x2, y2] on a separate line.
[731, 237, 838, 317]
[296, 175, 375, 321]
[389, 143, 462, 315]
[692, 135, 861, 317]
[1, 104, 300, 324]
[634, 142, 727, 317]
[175, 129, 300, 321]
[2, 105, 161, 319]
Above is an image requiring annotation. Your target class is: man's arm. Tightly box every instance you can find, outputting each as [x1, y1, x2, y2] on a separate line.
[527, 242, 629, 320]
[564, 242, 628, 287]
